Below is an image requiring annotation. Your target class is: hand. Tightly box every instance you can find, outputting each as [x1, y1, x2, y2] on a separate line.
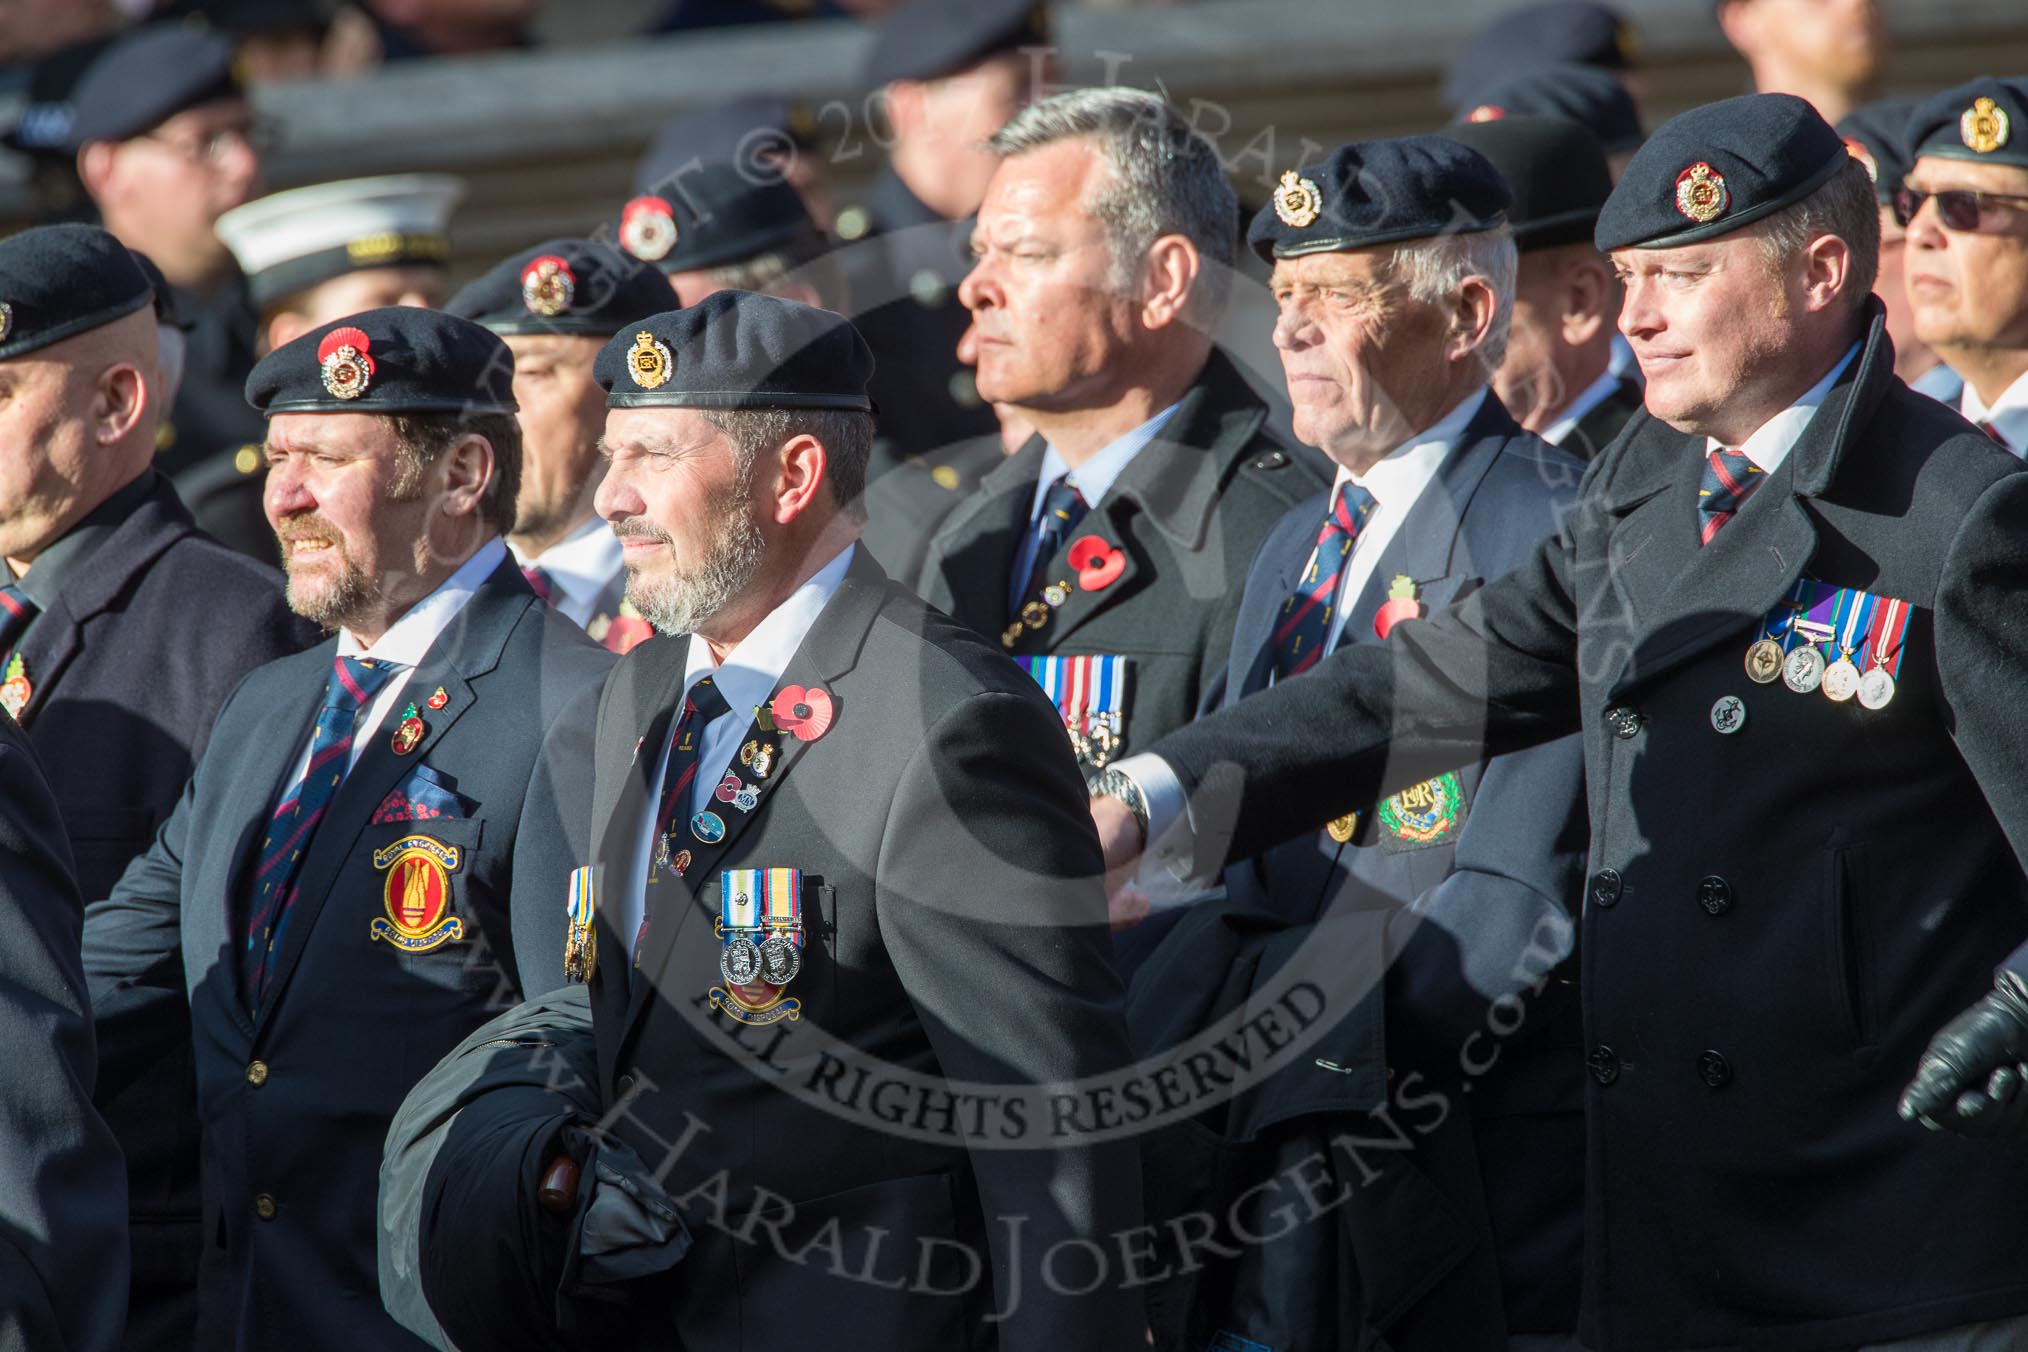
[537, 1154, 581, 1215]
[1109, 884, 1150, 933]
[1090, 792, 1146, 902]
[1900, 972, 2028, 1136]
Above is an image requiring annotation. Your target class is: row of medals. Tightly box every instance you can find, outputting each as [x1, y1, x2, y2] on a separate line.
[720, 916, 801, 989]
[1745, 634, 1896, 709]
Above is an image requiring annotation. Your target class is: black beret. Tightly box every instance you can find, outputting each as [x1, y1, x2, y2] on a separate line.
[1247, 136, 1512, 263]
[125, 249, 186, 330]
[446, 238, 672, 339]
[1596, 93, 1851, 252]
[632, 96, 814, 197]
[1443, 2, 1636, 109]
[0, 224, 154, 360]
[64, 25, 240, 151]
[594, 291, 873, 413]
[246, 307, 517, 416]
[1906, 78, 2028, 172]
[1455, 62, 1645, 154]
[864, 0, 1047, 87]
[1442, 116, 1614, 251]
[618, 161, 817, 275]
[1836, 98, 1917, 205]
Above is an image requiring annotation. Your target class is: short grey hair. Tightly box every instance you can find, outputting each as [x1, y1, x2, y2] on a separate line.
[988, 87, 1238, 322]
[698, 407, 876, 519]
[1754, 159, 1880, 319]
[1388, 223, 1519, 376]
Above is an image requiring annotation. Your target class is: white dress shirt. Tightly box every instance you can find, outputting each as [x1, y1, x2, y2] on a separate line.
[285, 537, 506, 785]
[1542, 369, 1625, 448]
[613, 544, 855, 959]
[1960, 367, 2028, 458]
[1713, 343, 1858, 474]
[511, 517, 625, 629]
[1009, 402, 1182, 612]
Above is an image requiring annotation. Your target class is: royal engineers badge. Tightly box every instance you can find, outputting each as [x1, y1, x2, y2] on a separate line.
[563, 865, 597, 983]
[1962, 96, 2011, 155]
[1674, 162, 1729, 224]
[1273, 169, 1323, 228]
[629, 330, 672, 390]
[710, 867, 804, 1026]
[1376, 772, 1468, 852]
[317, 326, 375, 400]
[520, 254, 577, 317]
[368, 835, 465, 952]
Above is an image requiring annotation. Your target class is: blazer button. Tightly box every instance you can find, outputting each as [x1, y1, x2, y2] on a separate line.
[1587, 1045, 1620, 1085]
[1698, 1050, 1733, 1089]
[1251, 450, 1289, 471]
[253, 1193, 277, 1221]
[1590, 868, 1623, 908]
[1605, 706, 1643, 739]
[615, 1073, 637, 1100]
[245, 1060, 269, 1087]
[1697, 876, 1733, 915]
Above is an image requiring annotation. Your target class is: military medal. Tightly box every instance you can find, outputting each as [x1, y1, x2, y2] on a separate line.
[1858, 668, 1896, 710]
[0, 652, 31, 720]
[1783, 644, 1826, 694]
[1744, 638, 1785, 684]
[317, 326, 375, 400]
[1782, 584, 1836, 694]
[1020, 654, 1132, 771]
[1821, 586, 1873, 703]
[391, 703, 426, 754]
[1857, 593, 1910, 711]
[710, 868, 804, 1026]
[562, 866, 597, 983]
[691, 810, 725, 844]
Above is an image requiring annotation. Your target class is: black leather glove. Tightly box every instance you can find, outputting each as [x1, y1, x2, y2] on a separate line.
[1899, 971, 2028, 1136]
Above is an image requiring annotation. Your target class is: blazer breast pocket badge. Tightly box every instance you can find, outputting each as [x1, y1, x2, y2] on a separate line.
[368, 834, 465, 953]
[372, 763, 472, 824]
[1375, 771, 1469, 853]
[1018, 653, 1132, 771]
[710, 867, 804, 1026]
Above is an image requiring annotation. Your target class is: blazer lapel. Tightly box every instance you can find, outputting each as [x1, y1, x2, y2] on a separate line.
[252, 565, 534, 1026]
[617, 554, 891, 1042]
[1230, 513, 1321, 701]
[923, 441, 1040, 624]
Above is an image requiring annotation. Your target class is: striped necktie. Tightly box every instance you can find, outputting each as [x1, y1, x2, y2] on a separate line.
[1010, 475, 1090, 621]
[242, 656, 398, 1004]
[637, 677, 734, 949]
[0, 583, 36, 661]
[1697, 447, 1764, 545]
[1979, 420, 2013, 452]
[1272, 482, 1377, 679]
[522, 565, 557, 604]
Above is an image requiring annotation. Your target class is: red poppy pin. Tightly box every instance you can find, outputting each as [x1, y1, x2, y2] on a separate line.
[1374, 574, 1424, 641]
[1067, 535, 1127, 591]
[770, 685, 834, 742]
[715, 773, 743, 803]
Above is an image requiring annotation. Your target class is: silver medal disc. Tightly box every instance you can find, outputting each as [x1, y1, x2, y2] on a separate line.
[1782, 645, 1826, 694]
[720, 936, 762, 986]
[759, 932, 801, 985]
[1822, 657, 1860, 703]
[1744, 638, 1785, 684]
[1857, 666, 1896, 710]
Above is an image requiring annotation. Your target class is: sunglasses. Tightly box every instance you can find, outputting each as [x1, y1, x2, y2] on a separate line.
[1892, 185, 2028, 231]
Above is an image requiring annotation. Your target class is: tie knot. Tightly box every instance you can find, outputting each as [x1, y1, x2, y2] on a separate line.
[1040, 474, 1089, 522]
[1331, 482, 1377, 535]
[684, 676, 733, 725]
[327, 656, 396, 712]
[521, 565, 556, 602]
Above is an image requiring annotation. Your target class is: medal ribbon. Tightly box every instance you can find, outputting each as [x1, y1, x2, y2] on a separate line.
[1018, 654, 1131, 739]
[1831, 586, 1874, 662]
[722, 868, 760, 934]
[1863, 594, 1912, 677]
[567, 866, 595, 930]
[763, 867, 802, 946]
[1793, 580, 1839, 652]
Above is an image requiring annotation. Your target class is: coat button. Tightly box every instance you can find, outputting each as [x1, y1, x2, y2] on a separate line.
[245, 1061, 269, 1087]
[1251, 450, 1289, 470]
[1587, 1045, 1620, 1085]
[1605, 706, 1643, 739]
[253, 1194, 277, 1221]
[615, 1073, 637, 1100]
[1697, 876, 1733, 915]
[1589, 868, 1623, 908]
[1698, 1050, 1733, 1088]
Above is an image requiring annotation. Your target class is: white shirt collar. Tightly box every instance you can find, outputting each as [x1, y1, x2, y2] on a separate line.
[1029, 401, 1184, 521]
[1711, 343, 1860, 474]
[1542, 369, 1624, 447]
[511, 517, 624, 625]
[1331, 386, 1487, 505]
[1960, 366, 2028, 458]
[337, 537, 507, 667]
[680, 545, 856, 720]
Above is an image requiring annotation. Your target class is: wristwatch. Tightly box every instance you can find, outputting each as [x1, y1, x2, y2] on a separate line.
[1090, 765, 1150, 839]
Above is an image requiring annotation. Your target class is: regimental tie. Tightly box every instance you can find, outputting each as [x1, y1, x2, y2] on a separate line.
[243, 656, 398, 1005]
[521, 565, 556, 604]
[1697, 447, 1764, 545]
[0, 582, 37, 661]
[638, 676, 733, 952]
[1009, 474, 1090, 621]
[1979, 421, 2012, 452]
[1272, 482, 1377, 679]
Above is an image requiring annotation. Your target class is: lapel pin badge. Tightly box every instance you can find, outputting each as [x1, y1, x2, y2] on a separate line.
[770, 685, 834, 742]
[1068, 535, 1126, 591]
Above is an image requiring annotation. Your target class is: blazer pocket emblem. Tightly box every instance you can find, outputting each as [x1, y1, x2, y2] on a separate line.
[368, 834, 466, 953]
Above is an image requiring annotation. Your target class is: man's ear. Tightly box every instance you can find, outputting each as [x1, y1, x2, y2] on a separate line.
[93, 361, 149, 447]
[1561, 254, 1613, 346]
[1448, 275, 1500, 366]
[437, 433, 496, 519]
[771, 432, 830, 524]
[1800, 231, 1854, 317]
[76, 141, 117, 203]
[1139, 235, 1202, 332]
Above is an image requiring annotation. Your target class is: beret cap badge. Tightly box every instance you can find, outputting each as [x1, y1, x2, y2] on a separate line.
[1674, 162, 1729, 224]
[317, 326, 375, 400]
[0, 302, 13, 344]
[1961, 97, 2011, 154]
[1843, 137, 1879, 183]
[520, 255, 576, 317]
[1272, 170, 1324, 228]
[620, 196, 678, 262]
[1466, 104, 1506, 124]
[629, 331, 672, 390]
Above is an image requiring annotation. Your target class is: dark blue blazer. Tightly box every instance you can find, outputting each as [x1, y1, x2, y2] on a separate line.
[34, 472, 315, 1350]
[1126, 395, 1591, 1349]
[85, 557, 612, 1351]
